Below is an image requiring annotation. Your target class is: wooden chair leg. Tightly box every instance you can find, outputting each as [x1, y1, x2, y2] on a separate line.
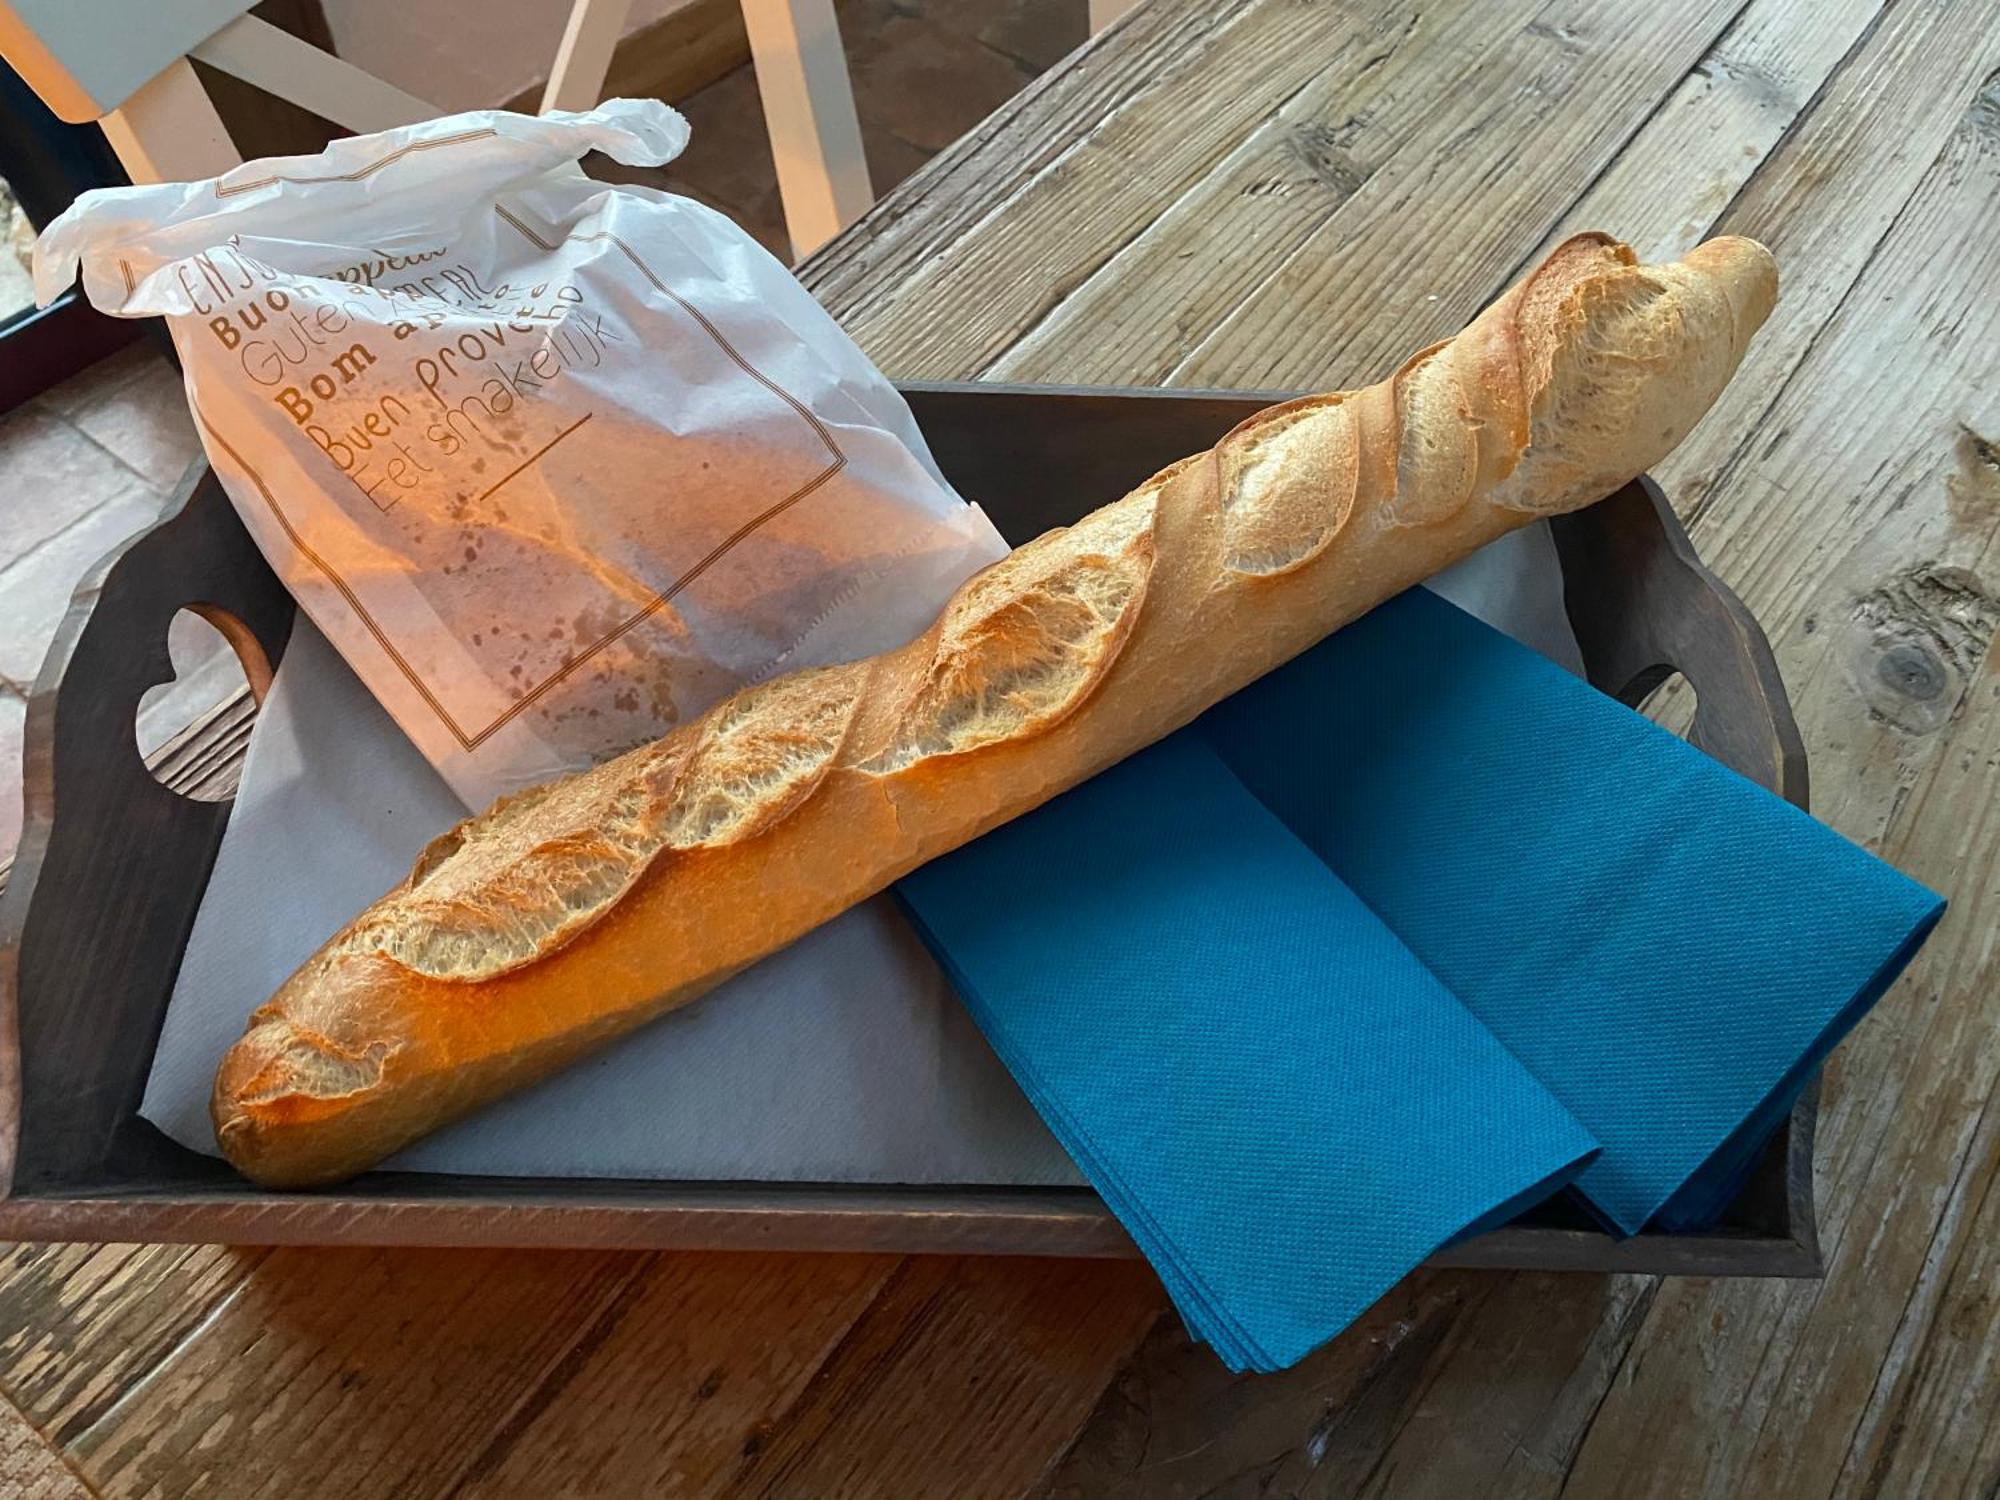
[190, 15, 436, 134]
[740, 0, 874, 261]
[99, 58, 241, 185]
[541, 0, 636, 113]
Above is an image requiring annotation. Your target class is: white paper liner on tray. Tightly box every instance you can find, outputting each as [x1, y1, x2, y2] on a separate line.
[141, 524, 1583, 1183]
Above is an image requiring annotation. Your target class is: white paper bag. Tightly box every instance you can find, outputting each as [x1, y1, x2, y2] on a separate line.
[36, 100, 1007, 807]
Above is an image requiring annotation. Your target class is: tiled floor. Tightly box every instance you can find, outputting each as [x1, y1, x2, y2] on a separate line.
[0, 0, 1083, 866]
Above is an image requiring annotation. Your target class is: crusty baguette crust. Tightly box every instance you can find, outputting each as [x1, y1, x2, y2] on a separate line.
[213, 233, 1779, 1187]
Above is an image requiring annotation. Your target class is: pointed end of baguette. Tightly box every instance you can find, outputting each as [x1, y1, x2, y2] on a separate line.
[211, 985, 404, 1189]
[1682, 233, 1779, 334]
[1496, 232, 1778, 513]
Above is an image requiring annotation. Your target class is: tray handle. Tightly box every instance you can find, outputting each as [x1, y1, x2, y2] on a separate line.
[1551, 476, 1808, 809]
[0, 462, 295, 1194]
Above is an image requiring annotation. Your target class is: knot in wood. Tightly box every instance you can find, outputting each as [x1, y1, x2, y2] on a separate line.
[1876, 642, 1946, 702]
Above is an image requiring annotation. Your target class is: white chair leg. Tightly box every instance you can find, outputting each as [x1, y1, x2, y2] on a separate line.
[99, 57, 241, 185]
[740, 0, 873, 261]
[542, 0, 636, 113]
[1089, 0, 1142, 32]
[191, 15, 437, 134]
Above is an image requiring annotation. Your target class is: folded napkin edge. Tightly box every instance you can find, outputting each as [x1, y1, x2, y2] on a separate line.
[1646, 890, 1945, 1234]
[895, 869, 1606, 1373]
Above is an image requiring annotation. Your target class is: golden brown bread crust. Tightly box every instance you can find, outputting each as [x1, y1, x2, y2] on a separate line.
[213, 232, 1779, 1187]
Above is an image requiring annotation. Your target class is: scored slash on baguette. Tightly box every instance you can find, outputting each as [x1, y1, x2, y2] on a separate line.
[212, 231, 1778, 1188]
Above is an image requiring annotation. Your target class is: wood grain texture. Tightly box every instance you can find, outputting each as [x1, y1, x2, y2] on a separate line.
[991, 0, 1754, 389]
[0, 1242, 266, 1443]
[980, 0, 1519, 388]
[0, 1386, 95, 1500]
[1651, 0, 2000, 522]
[65, 1248, 651, 1498]
[1531, 0, 1891, 264]
[6, 0, 1998, 1493]
[1163, 0, 1754, 389]
[807, 0, 1283, 325]
[452, 1253, 898, 1499]
[713, 1257, 1163, 1500]
[818, 0, 1411, 375]
[1037, 1270, 1660, 1498]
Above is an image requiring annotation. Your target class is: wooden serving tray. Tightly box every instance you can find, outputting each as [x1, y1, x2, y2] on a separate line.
[0, 384, 1817, 1274]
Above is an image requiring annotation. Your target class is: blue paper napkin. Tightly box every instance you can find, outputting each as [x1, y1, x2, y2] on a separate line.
[896, 734, 1599, 1373]
[1200, 587, 1945, 1233]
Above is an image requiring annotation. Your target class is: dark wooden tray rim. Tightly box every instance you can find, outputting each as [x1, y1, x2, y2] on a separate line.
[0, 383, 1818, 1276]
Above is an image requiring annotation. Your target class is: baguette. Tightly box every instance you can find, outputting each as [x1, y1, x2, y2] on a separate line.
[213, 232, 1778, 1187]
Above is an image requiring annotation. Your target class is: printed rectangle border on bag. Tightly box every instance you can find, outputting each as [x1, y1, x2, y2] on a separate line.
[182, 188, 847, 754]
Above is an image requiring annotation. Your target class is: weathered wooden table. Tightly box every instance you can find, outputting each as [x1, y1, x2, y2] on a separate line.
[4, 0, 1997, 1493]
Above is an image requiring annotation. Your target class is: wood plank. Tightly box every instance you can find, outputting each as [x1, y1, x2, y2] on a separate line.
[139, 689, 257, 803]
[1845, 1074, 2000, 1499]
[1658, 0, 2000, 1220]
[807, 0, 1274, 319]
[1649, 0, 2000, 524]
[986, 0, 1554, 387]
[0, 1243, 267, 1445]
[450, 1252, 897, 1498]
[1547, 23, 2000, 1497]
[63, 1248, 649, 1498]
[1309, 1273, 1657, 1498]
[1189, 9, 2000, 1488]
[1160, 0, 1750, 390]
[1038, 1270, 1661, 1498]
[985, 0, 1788, 390]
[716, 1257, 1162, 1500]
[0, 1388, 93, 1500]
[1531, 0, 1889, 263]
[811, 0, 1417, 373]
[7, 7, 1996, 1497]
[957, 0, 1882, 396]
[1214, 6, 2000, 1494]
